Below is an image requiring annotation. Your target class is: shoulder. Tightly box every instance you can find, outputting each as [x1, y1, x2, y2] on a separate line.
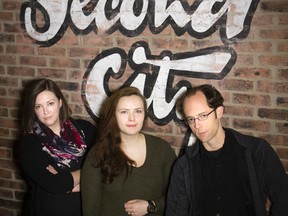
[70, 118, 97, 137]
[20, 134, 40, 147]
[226, 128, 270, 147]
[19, 134, 44, 158]
[144, 133, 176, 156]
[226, 128, 275, 158]
[71, 118, 96, 130]
[144, 133, 169, 147]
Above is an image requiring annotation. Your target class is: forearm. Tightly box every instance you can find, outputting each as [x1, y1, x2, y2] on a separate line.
[71, 169, 81, 187]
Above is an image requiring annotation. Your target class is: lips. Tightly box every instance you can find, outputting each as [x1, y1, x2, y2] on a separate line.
[127, 124, 137, 127]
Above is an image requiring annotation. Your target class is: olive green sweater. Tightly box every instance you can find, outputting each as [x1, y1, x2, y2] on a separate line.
[81, 134, 176, 216]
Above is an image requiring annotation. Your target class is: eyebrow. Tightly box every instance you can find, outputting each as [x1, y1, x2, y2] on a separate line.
[35, 98, 57, 105]
[186, 111, 210, 118]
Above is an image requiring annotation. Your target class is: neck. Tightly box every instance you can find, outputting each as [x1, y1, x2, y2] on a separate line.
[203, 127, 225, 151]
[121, 133, 143, 149]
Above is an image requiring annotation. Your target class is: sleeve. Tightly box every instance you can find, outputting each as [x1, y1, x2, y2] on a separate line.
[260, 140, 288, 215]
[153, 137, 177, 214]
[81, 146, 103, 216]
[73, 119, 97, 150]
[19, 135, 74, 194]
[166, 157, 191, 216]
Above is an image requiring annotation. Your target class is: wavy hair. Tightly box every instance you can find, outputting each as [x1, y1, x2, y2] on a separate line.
[94, 86, 147, 184]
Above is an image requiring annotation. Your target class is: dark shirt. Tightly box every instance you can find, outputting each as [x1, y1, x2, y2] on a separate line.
[197, 130, 252, 216]
[20, 119, 97, 216]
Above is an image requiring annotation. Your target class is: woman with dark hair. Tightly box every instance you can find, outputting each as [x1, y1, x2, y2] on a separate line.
[81, 86, 176, 216]
[19, 78, 97, 216]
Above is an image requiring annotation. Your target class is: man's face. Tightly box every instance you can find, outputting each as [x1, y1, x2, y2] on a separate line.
[183, 91, 223, 146]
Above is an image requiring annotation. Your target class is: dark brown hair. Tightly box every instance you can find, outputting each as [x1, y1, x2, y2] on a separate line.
[22, 78, 71, 134]
[94, 86, 147, 184]
[179, 84, 224, 116]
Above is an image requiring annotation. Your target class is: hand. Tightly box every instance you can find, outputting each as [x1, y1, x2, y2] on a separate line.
[124, 199, 148, 216]
[46, 165, 58, 175]
[72, 184, 80, 192]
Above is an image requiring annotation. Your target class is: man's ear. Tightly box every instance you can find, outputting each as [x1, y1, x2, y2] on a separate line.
[216, 106, 224, 118]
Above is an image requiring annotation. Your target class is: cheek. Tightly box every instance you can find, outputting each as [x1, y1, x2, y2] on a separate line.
[34, 110, 41, 118]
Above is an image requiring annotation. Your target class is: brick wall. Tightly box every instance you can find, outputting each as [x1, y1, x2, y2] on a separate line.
[0, 0, 287, 215]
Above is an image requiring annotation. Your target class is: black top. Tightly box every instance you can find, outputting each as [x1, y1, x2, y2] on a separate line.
[166, 128, 288, 216]
[19, 119, 97, 216]
[197, 130, 251, 215]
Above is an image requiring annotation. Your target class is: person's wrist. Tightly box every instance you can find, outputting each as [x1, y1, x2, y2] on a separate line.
[147, 200, 157, 214]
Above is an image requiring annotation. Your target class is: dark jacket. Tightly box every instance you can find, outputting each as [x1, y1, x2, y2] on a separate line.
[166, 128, 288, 216]
[20, 119, 97, 216]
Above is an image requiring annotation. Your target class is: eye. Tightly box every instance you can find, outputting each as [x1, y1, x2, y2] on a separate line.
[185, 118, 195, 125]
[136, 109, 143, 114]
[120, 110, 128, 114]
[198, 114, 208, 120]
[48, 101, 55, 106]
[35, 105, 40, 110]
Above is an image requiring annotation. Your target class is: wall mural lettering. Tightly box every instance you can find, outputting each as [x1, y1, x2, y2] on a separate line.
[20, 0, 259, 146]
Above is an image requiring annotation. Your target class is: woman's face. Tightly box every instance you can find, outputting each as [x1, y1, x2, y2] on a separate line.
[115, 95, 145, 137]
[34, 90, 62, 133]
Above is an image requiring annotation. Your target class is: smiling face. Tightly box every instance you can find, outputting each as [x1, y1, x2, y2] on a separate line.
[34, 90, 62, 134]
[183, 91, 224, 146]
[115, 95, 145, 138]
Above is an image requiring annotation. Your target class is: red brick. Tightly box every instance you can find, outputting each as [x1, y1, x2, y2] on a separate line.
[0, 34, 15, 43]
[4, 23, 21, 33]
[68, 70, 84, 80]
[152, 38, 189, 51]
[0, 108, 8, 117]
[224, 105, 254, 117]
[275, 148, 288, 160]
[220, 79, 254, 91]
[259, 55, 288, 66]
[0, 77, 18, 87]
[50, 58, 80, 68]
[277, 69, 288, 80]
[0, 169, 12, 179]
[38, 47, 66, 56]
[233, 67, 271, 79]
[7, 66, 35, 77]
[278, 42, 288, 52]
[6, 45, 35, 55]
[2, 1, 22, 10]
[0, 128, 9, 137]
[257, 81, 288, 93]
[276, 123, 288, 134]
[260, 134, 288, 146]
[279, 14, 288, 24]
[258, 108, 288, 120]
[233, 119, 271, 132]
[83, 36, 114, 47]
[0, 207, 14, 216]
[276, 97, 288, 107]
[68, 47, 98, 58]
[0, 118, 19, 129]
[260, 29, 288, 39]
[0, 12, 13, 21]
[37, 68, 67, 79]
[260, 2, 288, 12]
[232, 93, 271, 106]
[20, 56, 47, 67]
[234, 42, 272, 52]
[0, 189, 13, 199]
[235, 54, 254, 65]
[0, 55, 16, 64]
[251, 15, 273, 26]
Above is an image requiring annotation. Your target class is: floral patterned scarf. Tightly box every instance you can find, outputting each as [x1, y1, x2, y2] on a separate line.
[32, 119, 86, 169]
